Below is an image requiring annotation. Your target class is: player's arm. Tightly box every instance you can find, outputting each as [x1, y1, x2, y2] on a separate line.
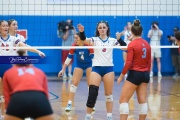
[2, 74, 11, 109]
[78, 24, 94, 46]
[117, 45, 133, 84]
[16, 41, 45, 57]
[116, 37, 127, 50]
[121, 45, 134, 75]
[58, 48, 74, 77]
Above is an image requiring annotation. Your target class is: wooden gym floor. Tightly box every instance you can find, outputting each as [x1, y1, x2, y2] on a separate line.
[48, 76, 180, 120]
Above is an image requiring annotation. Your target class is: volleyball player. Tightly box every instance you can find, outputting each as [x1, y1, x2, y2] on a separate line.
[58, 32, 94, 111]
[78, 21, 126, 120]
[0, 20, 45, 118]
[8, 19, 26, 43]
[116, 22, 132, 78]
[3, 49, 54, 120]
[117, 19, 151, 120]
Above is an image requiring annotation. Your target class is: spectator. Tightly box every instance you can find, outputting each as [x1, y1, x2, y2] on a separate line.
[58, 19, 76, 79]
[168, 27, 180, 79]
[148, 21, 163, 77]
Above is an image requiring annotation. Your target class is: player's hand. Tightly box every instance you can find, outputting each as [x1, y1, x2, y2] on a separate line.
[154, 24, 159, 29]
[38, 51, 46, 58]
[117, 74, 124, 85]
[58, 70, 64, 78]
[116, 32, 122, 40]
[77, 24, 84, 32]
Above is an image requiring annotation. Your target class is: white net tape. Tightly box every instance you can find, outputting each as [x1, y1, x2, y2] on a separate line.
[0, 45, 178, 49]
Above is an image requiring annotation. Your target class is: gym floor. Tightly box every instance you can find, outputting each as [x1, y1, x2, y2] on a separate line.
[48, 76, 180, 120]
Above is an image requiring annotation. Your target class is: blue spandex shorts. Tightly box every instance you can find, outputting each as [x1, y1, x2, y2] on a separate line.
[92, 66, 114, 77]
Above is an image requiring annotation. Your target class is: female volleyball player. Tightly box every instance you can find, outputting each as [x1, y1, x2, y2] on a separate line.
[78, 21, 126, 120]
[0, 20, 45, 118]
[8, 19, 26, 44]
[117, 19, 151, 120]
[3, 49, 54, 120]
[116, 22, 132, 77]
[58, 32, 94, 111]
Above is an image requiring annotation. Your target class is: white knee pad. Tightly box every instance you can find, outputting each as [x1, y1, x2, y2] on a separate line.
[139, 103, 148, 114]
[0, 95, 4, 103]
[70, 84, 77, 93]
[119, 103, 129, 114]
[105, 95, 113, 102]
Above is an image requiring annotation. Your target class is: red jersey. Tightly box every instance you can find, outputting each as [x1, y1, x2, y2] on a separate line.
[3, 65, 48, 108]
[122, 38, 151, 75]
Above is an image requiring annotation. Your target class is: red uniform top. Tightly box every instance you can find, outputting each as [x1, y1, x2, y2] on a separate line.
[122, 38, 151, 75]
[3, 65, 48, 108]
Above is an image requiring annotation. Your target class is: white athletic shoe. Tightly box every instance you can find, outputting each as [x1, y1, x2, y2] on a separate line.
[84, 115, 91, 120]
[63, 73, 67, 79]
[65, 104, 72, 111]
[158, 72, 162, 77]
[150, 71, 153, 77]
[68, 73, 73, 79]
[106, 116, 113, 120]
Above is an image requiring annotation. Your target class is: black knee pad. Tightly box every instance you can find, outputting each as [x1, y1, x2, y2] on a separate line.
[86, 85, 99, 108]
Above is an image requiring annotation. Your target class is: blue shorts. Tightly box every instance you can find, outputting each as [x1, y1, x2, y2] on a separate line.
[76, 61, 92, 70]
[92, 66, 114, 77]
[0, 64, 12, 78]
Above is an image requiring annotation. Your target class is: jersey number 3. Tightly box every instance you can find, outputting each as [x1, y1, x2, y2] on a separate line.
[142, 48, 147, 58]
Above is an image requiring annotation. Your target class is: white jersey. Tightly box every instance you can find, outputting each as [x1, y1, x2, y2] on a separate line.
[124, 30, 131, 45]
[91, 37, 119, 66]
[149, 29, 163, 46]
[16, 34, 26, 43]
[13, 34, 26, 55]
[0, 35, 21, 56]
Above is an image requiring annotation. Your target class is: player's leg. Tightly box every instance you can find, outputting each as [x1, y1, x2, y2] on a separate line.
[65, 68, 83, 111]
[85, 70, 101, 119]
[36, 114, 55, 120]
[85, 66, 92, 86]
[136, 83, 148, 120]
[4, 115, 22, 120]
[85, 67, 96, 114]
[103, 71, 114, 119]
[62, 50, 67, 79]
[119, 80, 137, 120]
[68, 63, 73, 79]
[123, 52, 128, 78]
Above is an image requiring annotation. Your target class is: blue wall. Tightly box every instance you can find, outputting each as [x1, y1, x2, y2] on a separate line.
[1, 15, 179, 75]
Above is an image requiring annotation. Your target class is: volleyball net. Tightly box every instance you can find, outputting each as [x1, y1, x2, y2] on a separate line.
[0, 0, 180, 75]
